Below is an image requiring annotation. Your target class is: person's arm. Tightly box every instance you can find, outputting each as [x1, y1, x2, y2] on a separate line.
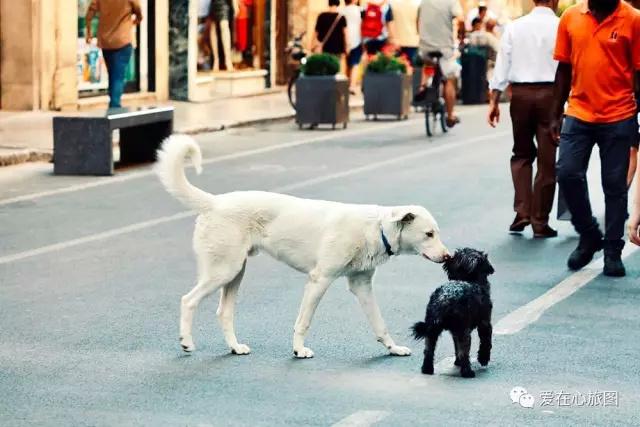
[550, 62, 572, 142]
[131, 0, 143, 25]
[629, 148, 640, 245]
[550, 15, 572, 142]
[452, 1, 465, 43]
[385, 6, 396, 46]
[85, 0, 98, 43]
[487, 32, 500, 54]
[628, 18, 640, 245]
[487, 25, 511, 127]
[342, 18, 349, 54]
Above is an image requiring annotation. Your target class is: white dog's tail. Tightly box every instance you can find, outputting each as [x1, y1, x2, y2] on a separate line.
[155, 134, 213, 212]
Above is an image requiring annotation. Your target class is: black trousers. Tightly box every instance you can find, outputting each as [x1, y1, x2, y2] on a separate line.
[556, 116, 638, 252]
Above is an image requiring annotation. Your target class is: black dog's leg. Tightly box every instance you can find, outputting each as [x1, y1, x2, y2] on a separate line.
[452, 335, 461, 366]
[421, 326, 442, 375]
[456, 331, 475, 378]
[477, 320, 492, 367]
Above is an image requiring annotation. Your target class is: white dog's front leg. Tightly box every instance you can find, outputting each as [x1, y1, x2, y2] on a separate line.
[348, 271, 411, 357]
[293, 274, 334, 358]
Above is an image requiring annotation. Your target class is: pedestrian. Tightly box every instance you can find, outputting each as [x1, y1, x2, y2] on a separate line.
[415, 0, 465, 127]
[361, 0, 395, 56]
[629, 150, 640, 246]
[550, 0, 640, 276]
[465, 1, 497, 31]
[342, 0, 363, 93]
[85, 0, 143, 109]
[487, 0, 559, 238]
[467, 17, 499, 56]
[313, 0, 349, 61]
[389, 0, 421, 62]
[626, 0, 640, 188]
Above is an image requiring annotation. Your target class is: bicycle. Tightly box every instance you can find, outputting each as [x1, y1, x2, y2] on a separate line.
[415, 51, 448, 138]
[286, 32, 307, 110]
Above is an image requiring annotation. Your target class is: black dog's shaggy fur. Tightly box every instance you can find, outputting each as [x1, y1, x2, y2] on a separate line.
[412, 248, 494, 378]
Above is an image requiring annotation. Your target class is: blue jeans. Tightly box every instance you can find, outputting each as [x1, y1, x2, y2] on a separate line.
[102, 44, 133, 108]
[556, 115, 637, 252]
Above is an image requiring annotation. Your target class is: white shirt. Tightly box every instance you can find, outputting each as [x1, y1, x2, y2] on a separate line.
[489, 7, 559, 92]
[341, 4, 362, 48]
[390, 0, 421, 47]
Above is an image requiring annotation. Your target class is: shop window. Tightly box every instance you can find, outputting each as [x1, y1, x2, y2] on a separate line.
[197, 0, 268, 72]
[77, 0, 141, 96]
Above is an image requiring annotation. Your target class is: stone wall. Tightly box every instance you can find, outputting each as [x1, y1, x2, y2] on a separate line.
[288, 0, 308, 41]
[0, 0, 169, 111]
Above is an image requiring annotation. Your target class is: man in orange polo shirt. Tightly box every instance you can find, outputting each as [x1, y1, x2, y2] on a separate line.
[550, 0, 640, 276]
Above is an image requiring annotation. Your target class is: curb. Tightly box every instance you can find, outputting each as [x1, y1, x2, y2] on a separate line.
[0, 102, 364, 168]
[0, 148, 52, 167]
[178, 112, 297, 134]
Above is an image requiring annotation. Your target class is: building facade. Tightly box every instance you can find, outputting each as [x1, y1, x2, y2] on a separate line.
[0, 0, 287, 111]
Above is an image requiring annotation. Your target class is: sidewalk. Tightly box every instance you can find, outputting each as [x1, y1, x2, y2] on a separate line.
[0, 89, 364, 167]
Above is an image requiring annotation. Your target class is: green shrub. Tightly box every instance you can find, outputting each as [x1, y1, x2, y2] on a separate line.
[366, 53, 407, 74]
[301, 54, 340, 76]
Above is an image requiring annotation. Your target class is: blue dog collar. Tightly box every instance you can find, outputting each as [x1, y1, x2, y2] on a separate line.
[381, 229, 394, 256]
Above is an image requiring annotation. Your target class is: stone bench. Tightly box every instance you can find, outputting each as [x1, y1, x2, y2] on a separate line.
[53, 106, 174, 175]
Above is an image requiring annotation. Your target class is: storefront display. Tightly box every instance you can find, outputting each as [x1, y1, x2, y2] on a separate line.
[197, 0, 266, 72]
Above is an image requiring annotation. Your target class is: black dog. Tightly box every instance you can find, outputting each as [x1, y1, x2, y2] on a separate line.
[412, 248, 494, 378]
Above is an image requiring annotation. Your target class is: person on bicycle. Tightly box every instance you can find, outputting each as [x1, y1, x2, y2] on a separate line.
[415, 0, 464, 128]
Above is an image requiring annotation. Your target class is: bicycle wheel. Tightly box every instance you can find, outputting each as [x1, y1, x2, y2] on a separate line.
[287, 73, 298, 110]
[425, 105, 433, 137]
[439, 100, 448, 133]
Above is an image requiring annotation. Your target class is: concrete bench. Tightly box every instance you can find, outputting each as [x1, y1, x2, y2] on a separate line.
[53, 106, 174, 176]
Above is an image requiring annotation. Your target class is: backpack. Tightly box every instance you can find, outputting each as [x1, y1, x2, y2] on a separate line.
[361, 3, 384, 39]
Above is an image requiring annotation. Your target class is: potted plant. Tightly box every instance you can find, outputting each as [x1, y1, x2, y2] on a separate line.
[295, 54, 349, 129]
[363, 53, 412, 120]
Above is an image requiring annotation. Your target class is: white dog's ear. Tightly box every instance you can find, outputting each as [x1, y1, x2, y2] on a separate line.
[391, 211, 416, 224]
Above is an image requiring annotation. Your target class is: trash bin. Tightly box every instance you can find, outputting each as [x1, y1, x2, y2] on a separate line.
[460, 47, 488, 105]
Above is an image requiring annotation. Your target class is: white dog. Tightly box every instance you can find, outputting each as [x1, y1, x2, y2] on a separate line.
[156, 135, 450, 358]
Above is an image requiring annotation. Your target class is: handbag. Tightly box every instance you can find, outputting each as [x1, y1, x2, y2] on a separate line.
[312, 13, 342, 54]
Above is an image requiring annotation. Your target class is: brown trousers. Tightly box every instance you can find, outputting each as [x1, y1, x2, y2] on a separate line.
[509, 84, 557, 227]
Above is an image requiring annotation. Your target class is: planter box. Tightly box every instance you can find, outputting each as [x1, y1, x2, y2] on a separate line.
[363, 72, 412, 119]
[295, 75, 349, 129]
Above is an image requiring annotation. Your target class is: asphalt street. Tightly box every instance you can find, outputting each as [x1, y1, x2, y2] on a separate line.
[1, 106, 639, 426]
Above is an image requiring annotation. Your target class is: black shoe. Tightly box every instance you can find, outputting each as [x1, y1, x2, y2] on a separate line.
[509, 215, 531, 233]
[533, 225, 558, 238]
[603, 252, 626, 277]
[567, 232, 603, 271]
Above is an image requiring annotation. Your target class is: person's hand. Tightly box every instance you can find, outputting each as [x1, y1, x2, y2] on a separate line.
[629, 209, 640, 246]
[487, 101, 500, 128]
[85, 32, 92, 44]
[550, 115, 563, 145]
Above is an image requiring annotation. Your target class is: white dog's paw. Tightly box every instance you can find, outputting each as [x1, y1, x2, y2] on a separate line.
[180, 336, 195, 353]
[293, 347, 315, 359]
[230, 344, 251, 355]
[389, 345, 412, 356]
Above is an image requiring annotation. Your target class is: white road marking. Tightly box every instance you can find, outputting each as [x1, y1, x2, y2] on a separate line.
[494, 243, 639, 335]
[332, 410, 391, 427]
[0, 131, 507, 265]
[0, 211, 195, 265]
[0, 118, 424, 207]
